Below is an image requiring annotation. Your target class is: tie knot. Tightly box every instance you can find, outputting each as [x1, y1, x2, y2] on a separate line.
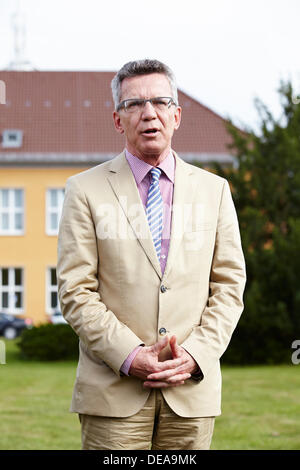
[150, 167, 161, 183]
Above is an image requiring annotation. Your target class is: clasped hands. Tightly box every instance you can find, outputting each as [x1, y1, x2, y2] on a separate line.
[129, 335, 198, 388]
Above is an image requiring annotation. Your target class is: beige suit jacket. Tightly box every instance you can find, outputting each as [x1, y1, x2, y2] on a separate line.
[57, 151, 246, 418]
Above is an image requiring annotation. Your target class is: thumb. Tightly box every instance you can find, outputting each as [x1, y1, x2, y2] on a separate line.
[152, 335, 169, 355]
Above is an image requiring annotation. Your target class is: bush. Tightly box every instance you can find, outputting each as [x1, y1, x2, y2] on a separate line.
[17, 324, 79, 361]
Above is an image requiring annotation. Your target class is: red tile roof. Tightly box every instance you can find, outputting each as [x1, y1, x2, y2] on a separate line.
[0, 71, 233, 154]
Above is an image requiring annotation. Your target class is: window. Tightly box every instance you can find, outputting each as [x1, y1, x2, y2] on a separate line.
[1, 130, 23, 148]
[46, 189, 65, 235]
[0, 189, 24, 235]
[46, 267, 59, 313]
[0, 268, 24, 314]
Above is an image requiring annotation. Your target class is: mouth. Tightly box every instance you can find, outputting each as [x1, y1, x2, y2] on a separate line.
[141, 128, 159, 136]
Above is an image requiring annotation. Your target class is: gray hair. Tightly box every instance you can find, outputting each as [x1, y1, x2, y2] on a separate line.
[111, 59, 178, 110]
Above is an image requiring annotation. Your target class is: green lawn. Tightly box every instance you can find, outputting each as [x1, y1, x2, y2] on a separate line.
[0, 339, 299, 450]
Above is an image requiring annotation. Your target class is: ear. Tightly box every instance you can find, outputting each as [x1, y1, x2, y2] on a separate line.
[113, 110, 124, 134]
[173, 106, 182, 131]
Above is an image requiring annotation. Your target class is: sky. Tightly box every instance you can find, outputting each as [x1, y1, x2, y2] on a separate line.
[1, 0, 300, 131]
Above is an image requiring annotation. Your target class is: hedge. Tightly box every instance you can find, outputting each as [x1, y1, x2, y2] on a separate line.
[17, 323, 79, 361]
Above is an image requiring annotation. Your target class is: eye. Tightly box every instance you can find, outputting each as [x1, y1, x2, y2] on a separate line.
[152, 98, 168, 107]
[126, 99, 143, 110]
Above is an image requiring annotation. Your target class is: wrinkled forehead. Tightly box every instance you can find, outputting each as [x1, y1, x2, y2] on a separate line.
[120, 73, 172, 101]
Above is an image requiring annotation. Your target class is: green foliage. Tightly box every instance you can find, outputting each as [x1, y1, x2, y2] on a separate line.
[198, 80, 300, 364]
[17, 324, 79, 361]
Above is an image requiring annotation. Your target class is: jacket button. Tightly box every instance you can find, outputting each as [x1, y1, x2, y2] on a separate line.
[159, 327, 167, 335]
[160, 285, 167, 293]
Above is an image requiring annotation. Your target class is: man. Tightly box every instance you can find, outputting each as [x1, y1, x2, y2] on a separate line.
[57, 59, 246, 450]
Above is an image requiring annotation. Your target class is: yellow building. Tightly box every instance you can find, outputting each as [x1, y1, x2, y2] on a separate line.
[0, 167, 88, 325]
[0, 71, 235, 325]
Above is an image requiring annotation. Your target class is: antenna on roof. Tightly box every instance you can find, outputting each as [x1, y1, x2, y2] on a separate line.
[7, 0, 35, 71]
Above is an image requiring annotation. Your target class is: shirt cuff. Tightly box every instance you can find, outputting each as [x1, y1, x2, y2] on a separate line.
[120, 345, 144, 376]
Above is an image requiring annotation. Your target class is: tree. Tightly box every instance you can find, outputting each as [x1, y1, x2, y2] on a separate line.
[197, 81, 300, 364]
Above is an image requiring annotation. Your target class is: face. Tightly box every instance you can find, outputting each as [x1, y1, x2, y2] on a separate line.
[113, 73, 181, 163]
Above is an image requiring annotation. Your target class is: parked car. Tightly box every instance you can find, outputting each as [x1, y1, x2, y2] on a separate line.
[48, 310, 68, 325]
[0, 313, 33, 339]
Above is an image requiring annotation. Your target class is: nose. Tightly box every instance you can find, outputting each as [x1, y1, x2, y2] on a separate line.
[141, 100, 157, 120]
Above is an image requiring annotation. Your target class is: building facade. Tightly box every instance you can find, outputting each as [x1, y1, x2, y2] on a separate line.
[0, 71, 236, 324]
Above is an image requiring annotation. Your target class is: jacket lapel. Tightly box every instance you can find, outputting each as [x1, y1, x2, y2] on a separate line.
[162, 152, 198, 280]
[107, 152, 162, 279]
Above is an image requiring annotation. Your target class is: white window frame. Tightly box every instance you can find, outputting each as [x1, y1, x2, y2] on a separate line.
[0, 188, 25, 235]
[46, 267, 59, 314]
[46, 188, 65, 236]
[0, 267, 24, 314]
[1, 129, 23, 148]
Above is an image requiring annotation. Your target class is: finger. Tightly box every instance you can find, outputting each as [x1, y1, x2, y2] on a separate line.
[169, 335, 179, 358]
[151, 335, 169, 354]
[151, 356, 185, 372]
[143, 380, 185, 389]
[146, 372, 191, 385]
[147, 364, 189, 380]
[169, 335, 176, 354]
[166, 373, 191, 383]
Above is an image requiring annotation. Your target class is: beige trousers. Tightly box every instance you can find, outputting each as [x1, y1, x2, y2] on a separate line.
[79, 389, 215, 450]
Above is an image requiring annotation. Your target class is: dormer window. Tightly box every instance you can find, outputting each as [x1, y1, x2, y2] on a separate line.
[1, 130, 23, 148]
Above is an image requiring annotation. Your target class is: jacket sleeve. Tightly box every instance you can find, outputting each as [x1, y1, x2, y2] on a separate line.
[57, 176, 144, 377]
[181, 179, 246, 381]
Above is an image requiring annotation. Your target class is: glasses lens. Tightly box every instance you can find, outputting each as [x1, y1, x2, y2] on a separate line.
[151, 97, 171, 110]
[124, 99, 144, 112]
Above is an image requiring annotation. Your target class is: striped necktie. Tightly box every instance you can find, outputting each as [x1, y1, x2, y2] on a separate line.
[146, 167, 163, 260]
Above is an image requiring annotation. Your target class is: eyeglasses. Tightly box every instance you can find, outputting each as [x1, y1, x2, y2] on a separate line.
[116, 97, 177, 113]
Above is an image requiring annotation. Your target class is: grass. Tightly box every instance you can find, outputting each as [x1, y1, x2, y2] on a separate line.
[0, 338, 80, 450]
[212, 363, 300, 450]
[0, 339, 299, 450]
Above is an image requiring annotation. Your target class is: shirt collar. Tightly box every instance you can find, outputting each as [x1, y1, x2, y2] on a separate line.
[125, 148, 175, 185]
